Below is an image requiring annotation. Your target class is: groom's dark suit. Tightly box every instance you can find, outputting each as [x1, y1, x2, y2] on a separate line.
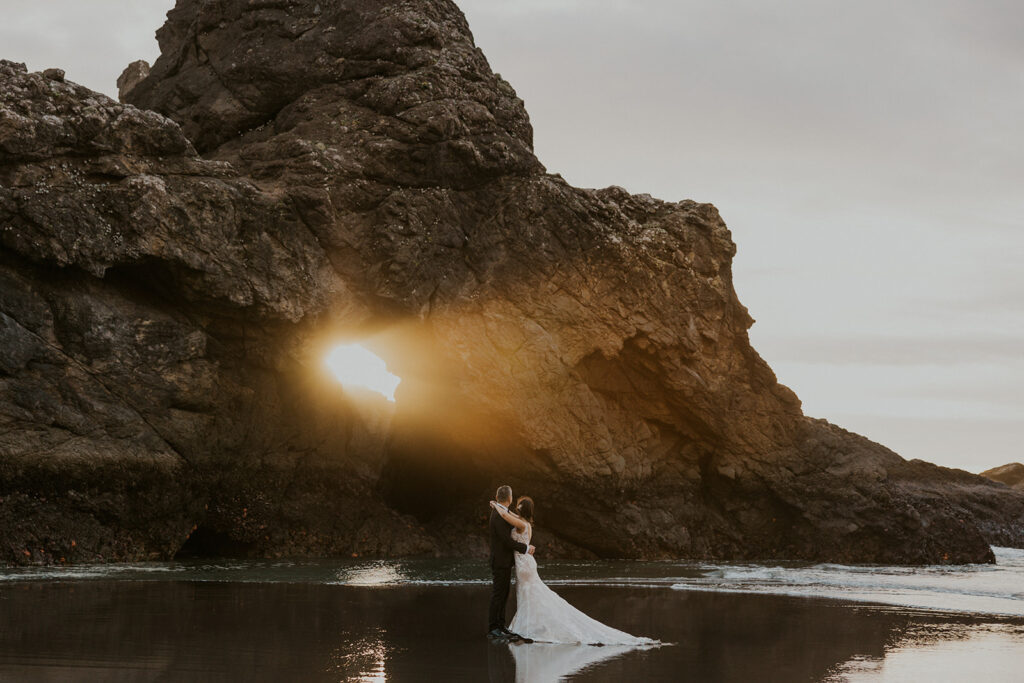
[488, 507, 529, 633]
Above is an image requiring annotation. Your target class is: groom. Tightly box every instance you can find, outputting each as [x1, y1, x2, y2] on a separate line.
[487, 484, 535, 640]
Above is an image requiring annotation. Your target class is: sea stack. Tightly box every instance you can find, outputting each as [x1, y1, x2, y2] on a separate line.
[2, 0, 1023, 566]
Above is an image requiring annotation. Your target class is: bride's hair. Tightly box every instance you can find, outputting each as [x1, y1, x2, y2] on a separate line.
[515, 496, 534, 523]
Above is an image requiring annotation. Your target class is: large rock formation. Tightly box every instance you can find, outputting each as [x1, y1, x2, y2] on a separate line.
[2, 0, 1022, 566]
[982, 464, 1024, 491]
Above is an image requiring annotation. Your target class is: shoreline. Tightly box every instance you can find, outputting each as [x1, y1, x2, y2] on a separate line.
[3, 547, 1023, 619]
[4, 575, 1024, 622]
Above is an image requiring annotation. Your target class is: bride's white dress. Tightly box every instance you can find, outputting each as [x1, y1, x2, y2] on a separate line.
[507, 522, 657, 645]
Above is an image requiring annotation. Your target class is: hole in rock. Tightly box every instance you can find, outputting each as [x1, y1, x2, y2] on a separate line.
[174, 524, 256, 559]
[315, 325, 503, 523]
[323, 342, 401, 402]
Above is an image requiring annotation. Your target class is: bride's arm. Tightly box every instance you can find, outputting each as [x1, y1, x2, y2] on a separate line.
[490, 500, 528, 532]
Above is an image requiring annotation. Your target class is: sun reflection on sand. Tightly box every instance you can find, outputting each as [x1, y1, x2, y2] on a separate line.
[336, 563, 404, 586]
[330, 633, 389, 682]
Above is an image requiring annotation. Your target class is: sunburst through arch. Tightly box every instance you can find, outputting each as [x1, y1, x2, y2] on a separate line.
[324, 343, 401, 402]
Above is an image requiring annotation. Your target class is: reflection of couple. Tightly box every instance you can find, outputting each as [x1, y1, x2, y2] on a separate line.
[486, 484, 658, 646]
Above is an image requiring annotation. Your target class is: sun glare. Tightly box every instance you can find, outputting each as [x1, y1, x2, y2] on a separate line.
[324, 343, 401, 402]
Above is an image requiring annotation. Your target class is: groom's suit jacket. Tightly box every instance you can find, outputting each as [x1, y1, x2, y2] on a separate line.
[489, 508, 528, 569]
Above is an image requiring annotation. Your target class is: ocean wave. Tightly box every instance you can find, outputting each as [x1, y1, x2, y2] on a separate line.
[669, 546, 1024, 617]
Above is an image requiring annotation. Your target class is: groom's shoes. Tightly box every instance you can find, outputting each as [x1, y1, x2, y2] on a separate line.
[488, 627, 534, 644]
[500, 628, 533, 643]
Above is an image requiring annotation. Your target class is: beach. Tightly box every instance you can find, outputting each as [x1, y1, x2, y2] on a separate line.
[1, 554, 1022, 682]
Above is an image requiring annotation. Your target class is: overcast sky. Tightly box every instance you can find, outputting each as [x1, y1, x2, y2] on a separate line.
[3, 0, 1021, 472]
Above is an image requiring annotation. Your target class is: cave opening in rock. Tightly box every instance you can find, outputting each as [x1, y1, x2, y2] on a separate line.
[174, 525, 256, 559]
[315, 326, 500, 523]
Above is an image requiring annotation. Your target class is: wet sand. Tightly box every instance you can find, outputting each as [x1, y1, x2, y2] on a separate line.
[0, 581, 1020, 681]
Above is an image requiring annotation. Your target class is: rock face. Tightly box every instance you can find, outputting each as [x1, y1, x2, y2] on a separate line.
[115, 60, 150, 101]
[982, 464, 1024, 491]
[2, 0, 1023, 566]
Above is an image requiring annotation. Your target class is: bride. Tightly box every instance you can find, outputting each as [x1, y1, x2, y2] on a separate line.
[490, 497, 659, 646]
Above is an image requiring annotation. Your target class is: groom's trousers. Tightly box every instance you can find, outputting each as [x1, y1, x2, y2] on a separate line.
[488, 567, 512, 631]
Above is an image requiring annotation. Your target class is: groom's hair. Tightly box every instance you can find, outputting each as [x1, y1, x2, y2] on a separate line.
[495, 485, 512, 504]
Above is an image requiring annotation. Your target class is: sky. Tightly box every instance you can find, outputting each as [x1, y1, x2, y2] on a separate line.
[3, 0, 1021, 472]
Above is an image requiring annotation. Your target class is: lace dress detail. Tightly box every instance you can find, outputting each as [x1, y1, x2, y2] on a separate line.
[508, 522, 658, 645]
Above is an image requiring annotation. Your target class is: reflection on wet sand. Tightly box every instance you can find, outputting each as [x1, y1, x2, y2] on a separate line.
[823, 621, 1024, 682]
[329, 632, 388, 682]
[0, 581, 1020, 681]
[505, 641, 656, 683]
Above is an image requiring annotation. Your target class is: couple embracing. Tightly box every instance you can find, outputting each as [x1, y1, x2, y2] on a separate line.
[486, 485, 657, 645]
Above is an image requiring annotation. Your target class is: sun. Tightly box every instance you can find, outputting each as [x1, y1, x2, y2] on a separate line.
[324, 343, 401, 402]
